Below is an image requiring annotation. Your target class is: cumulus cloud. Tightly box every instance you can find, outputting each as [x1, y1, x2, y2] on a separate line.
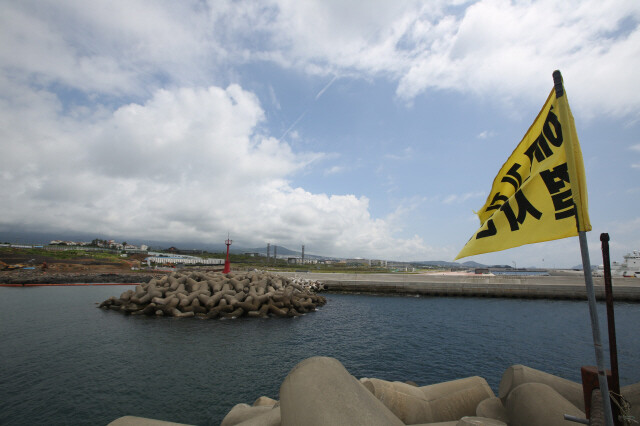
[0, 78, 429, 259]
[4, 1, 639, 116]
[0, 1, 224, 97]
[252, 0, 640, 118]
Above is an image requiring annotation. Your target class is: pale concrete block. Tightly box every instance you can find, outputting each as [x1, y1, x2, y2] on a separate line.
[420, 377, 494, 402]
[456, 416, 507, 425]
[498, 365, 584, 411]
[279, 357, 404, 426]
[107, 416, 192, 426]
[362, 376, 494, 424]
[621, 381, 640, 422]
[505, 382, 584, 426]
[475, 397, 508, 423]
[234, 406, 281, 426]
[220, 403, 273, 426]
[252, 396, 278, 407]
[362, 378, 434, 424]
[426, 382, 496, 423]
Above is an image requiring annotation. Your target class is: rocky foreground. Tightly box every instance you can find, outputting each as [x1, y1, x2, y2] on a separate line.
[99, 271, 326, 318]
[217, 357, 640, 426]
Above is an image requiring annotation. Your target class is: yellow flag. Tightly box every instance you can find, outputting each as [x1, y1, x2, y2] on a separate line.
[455, 84, 590, 260]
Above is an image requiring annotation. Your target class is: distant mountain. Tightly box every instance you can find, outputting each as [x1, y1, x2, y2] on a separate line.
[415, 260, 474, 268]
[572, 264, 599, 271]
[461, 261, 488, 268]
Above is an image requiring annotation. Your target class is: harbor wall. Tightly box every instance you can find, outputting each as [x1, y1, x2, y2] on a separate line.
[278, 273, 640, 302]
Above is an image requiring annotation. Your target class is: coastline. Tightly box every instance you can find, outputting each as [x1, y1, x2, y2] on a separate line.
[2, 269, 640, 301]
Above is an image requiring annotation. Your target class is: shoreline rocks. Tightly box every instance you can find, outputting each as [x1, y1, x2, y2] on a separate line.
[220, 357, 640, 426]
[98, 271, 326, 319]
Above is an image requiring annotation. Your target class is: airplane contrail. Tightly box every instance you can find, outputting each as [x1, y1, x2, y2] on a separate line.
[278, 75, 338, 142]
[315, 75, 338, 100]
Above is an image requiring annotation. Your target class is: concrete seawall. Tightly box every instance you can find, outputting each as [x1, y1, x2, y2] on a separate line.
[278, 273, 640, 302]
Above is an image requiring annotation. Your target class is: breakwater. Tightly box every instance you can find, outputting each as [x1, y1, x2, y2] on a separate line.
[283, 273, 640, 302]
[99, 271, 326, 318]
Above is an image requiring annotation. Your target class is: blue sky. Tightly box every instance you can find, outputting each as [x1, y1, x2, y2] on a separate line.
[1, 0, 639, 267]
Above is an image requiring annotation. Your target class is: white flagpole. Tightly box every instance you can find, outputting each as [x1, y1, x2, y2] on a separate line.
[553, 70, 614, 426]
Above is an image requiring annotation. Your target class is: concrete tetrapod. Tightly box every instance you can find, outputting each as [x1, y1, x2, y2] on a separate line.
[475, 397, 509, 424]
[419, 376, 495, 422]
[505, 382, 584, 426]
[279, 356, 404, 426]
[252, 396, 277, 407]
[621, 382, 640, 423]
[360, 377, 494, 424]
[229, 407, 281, 426]
[360, 378, 435, 424]
[455, 417, 508, 425]
[498, 364, 584, 411]
[107, 416, 192, 426]
[98, 271, 326, 319]
[220, 403, 274, 426]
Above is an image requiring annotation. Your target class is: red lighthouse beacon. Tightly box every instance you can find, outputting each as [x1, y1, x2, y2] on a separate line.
[223, 234, 232, 274]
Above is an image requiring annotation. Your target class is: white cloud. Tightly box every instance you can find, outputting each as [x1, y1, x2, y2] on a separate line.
[0, 80, 428, 260]
[631, 144, 640, 152]
[442, 192, 485, 204]
[477, 130, 494, 139]
[324, 165, 345, 175]
[0, 1, 225, 97]
[3, 1, 639, 118]
[248, 0, 640, 119]
[396, 0, 640, 117]
[385, 147, 414, 160]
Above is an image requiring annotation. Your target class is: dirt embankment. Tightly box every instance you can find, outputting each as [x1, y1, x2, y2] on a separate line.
[0, 270, 163, 284]
[0, 250, 156, 284]
[0, 250, 228, 284]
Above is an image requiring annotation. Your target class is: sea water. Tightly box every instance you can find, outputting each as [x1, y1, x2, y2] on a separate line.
[0, 286, 639, 425]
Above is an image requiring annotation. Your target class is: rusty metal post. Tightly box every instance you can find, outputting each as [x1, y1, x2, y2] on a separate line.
[600, 233, 622, 425]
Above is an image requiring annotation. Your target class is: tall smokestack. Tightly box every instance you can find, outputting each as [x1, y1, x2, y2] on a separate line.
[301, 245, 305, 265]
[274, 246, 277, 261]
[267, 243, 270, 263]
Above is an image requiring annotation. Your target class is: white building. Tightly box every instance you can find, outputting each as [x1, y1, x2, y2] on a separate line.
[146, 256, 224, 266]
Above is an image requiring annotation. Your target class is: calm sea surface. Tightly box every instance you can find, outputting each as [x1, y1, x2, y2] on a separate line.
[1, 286, 639, 425]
